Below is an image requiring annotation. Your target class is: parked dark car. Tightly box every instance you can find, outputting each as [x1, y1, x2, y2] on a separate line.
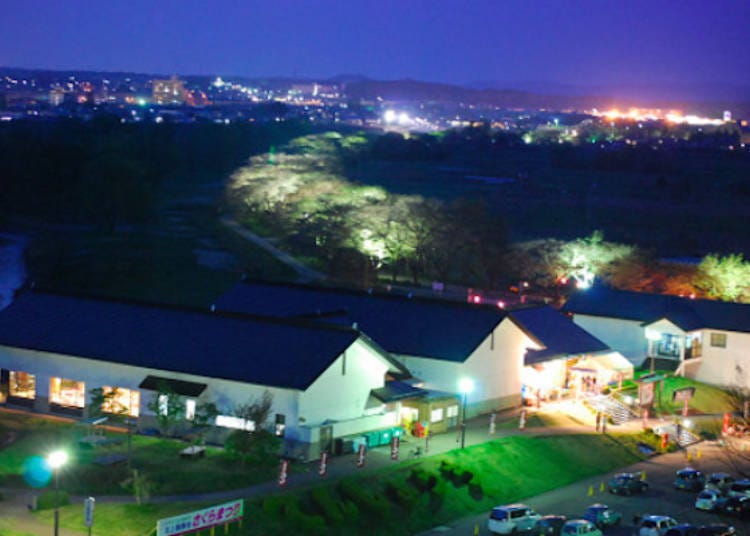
[696, 524, 736, 535]
[705, 473, 734, 494]
[608, 472, 648, 495]
[674, 468, 706, 491]
[665, 525, 698, 536]
[719, 496, 750, 519]
[535, 515, 567, 536]
[583, 504, 621, 529]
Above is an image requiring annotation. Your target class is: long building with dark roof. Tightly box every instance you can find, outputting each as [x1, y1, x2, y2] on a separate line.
[0, 291, 409, 459]
[216, 280, 632, 412]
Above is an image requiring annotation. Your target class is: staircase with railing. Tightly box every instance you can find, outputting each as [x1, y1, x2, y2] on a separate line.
[586, 394, 638, 425]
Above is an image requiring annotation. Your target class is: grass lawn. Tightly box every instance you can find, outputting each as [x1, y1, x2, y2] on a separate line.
[47, 432, 653, 536]
[625, 372, 731, 416]
[0, 411, 282, 496]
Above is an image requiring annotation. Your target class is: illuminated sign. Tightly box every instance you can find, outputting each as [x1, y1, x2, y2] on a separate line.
[157, 500, 244, 536]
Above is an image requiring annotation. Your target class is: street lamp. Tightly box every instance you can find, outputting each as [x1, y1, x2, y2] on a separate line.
[47, 450, 68, 536]
[458, 378, 474, 449]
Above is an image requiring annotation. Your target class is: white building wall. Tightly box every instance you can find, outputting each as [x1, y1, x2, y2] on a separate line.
[297, 338, 393, 426]
[573, 314, 648, 366]
[394, 318, 536, 416]
[690, 330, 750, 388]
[0, 344, 301, 428]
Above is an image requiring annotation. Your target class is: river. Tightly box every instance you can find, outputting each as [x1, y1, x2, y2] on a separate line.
[0, 233, 27, 310]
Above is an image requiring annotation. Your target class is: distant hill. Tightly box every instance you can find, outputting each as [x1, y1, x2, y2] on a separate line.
[1, 66, 747, 117]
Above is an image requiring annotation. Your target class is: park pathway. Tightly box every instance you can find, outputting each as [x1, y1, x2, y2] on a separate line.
[219, 217, 324, 283]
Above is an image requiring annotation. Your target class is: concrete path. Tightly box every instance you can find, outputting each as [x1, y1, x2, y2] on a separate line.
[219, 217, 324, 283]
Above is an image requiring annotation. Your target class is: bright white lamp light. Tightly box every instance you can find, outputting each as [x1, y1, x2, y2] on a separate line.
[47, 450, 68, 469]
[459, 378, 474, 394]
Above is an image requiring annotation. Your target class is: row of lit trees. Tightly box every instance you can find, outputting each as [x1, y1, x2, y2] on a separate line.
[225, 132, 509, 287]
[225, 132, 750, 301]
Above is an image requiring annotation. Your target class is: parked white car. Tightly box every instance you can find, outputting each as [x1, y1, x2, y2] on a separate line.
[488, 504, 542, 534]
[695, 489, 727, 512]
[638, 515, 679, 536]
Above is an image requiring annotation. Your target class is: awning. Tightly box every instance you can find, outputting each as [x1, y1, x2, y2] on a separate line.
[139, 375, 207, 397]
[371, 381, 428, 403]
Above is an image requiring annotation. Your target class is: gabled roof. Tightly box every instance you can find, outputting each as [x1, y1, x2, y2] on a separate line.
[508, 306, 610, 365]
[215, 280, 507, 362]
[562, 286, 750, 333]
[0, 291, 388, 391]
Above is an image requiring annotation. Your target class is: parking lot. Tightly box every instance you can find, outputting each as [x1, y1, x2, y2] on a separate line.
[420, 441, 750, 535]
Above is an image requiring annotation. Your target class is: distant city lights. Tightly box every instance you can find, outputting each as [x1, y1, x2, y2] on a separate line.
[590, 107, 728, 126]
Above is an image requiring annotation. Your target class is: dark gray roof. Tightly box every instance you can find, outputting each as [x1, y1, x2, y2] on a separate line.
[0, 292, 385, 391]
[215, 281, 507, 362]
[508, 306, 610, 365]
[562, 286, 750, 333]
[371, 381, 428, 403]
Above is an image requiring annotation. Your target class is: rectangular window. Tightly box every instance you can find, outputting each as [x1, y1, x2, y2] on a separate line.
[9, 371, 35, 399]
[656, 334, 680, 357]
[185, 399, 196, 421]
[158, 394, 169, 416]
[711, 333, 727, 348]
[49, 377, 85, 408]
[446, 405, 459, 418]
[275, 414, 286, 436]
[101, 386, 140, 417]
[215, 415, 255, 431]
[430, 408, 444, 423]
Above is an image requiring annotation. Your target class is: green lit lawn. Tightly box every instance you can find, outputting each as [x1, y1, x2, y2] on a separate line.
[0, 411, 280, 496]
[48, 433, 651, 536]
[624, 373, 731, 416]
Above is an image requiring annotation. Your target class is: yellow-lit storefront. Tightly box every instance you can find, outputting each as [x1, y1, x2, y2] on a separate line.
[49, 377, 86, 411]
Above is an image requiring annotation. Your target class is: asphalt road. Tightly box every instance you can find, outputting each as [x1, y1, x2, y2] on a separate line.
[419, 442, 750, 535]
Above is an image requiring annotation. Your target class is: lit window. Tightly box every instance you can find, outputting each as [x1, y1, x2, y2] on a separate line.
[430, 408, 444, 423]
[710, 333, 727, 348]
[446, 405, 459, 418]
[215, 415, 255, 431]
[275, 414, 286, 437]
[9, 371, 35, 399]
[49, 377, 85, 408]
[158, 394, 168, 416]
[101, 386, 140, 417]
[185, 399, 196, 421]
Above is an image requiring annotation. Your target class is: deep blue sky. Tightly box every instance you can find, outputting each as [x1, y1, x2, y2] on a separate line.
[1, 0, 748, 97]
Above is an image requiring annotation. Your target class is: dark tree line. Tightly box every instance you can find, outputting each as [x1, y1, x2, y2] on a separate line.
[0, 118, 312, 229]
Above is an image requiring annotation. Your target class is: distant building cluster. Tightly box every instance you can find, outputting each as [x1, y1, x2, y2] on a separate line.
[0, 69, 747, 151]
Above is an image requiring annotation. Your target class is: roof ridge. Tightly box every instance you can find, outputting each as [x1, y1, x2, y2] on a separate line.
[16, 287, 360, 335]
[239, 277, 509, 314]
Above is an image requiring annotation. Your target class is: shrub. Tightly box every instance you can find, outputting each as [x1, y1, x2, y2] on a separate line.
[310, 487, 344, 525]
[408, 467, 438, 492]
[338, 477, 390, 518]
[385, 478, 419, 508]
[36, 490, 70, 510]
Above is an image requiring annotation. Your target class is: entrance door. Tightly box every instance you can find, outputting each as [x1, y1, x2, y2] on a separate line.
[319, 425, 333, 454]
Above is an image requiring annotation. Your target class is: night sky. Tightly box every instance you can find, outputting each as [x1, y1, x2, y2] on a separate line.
[2, 0, 748, 100]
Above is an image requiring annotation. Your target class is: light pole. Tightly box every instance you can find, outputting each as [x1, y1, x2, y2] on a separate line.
[47, 450, 68, 536]
[459, 378, 474, 449]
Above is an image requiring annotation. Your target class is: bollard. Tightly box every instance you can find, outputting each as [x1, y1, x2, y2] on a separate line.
[588, 485, 594, 497]
[641, 471, 646, 481]
[661, 433, 668, 449]
[686, 451, 692, 462]
[599, 481, 605, 492]
[696, 449, 702, 459]
[474, 523, 479, 536]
